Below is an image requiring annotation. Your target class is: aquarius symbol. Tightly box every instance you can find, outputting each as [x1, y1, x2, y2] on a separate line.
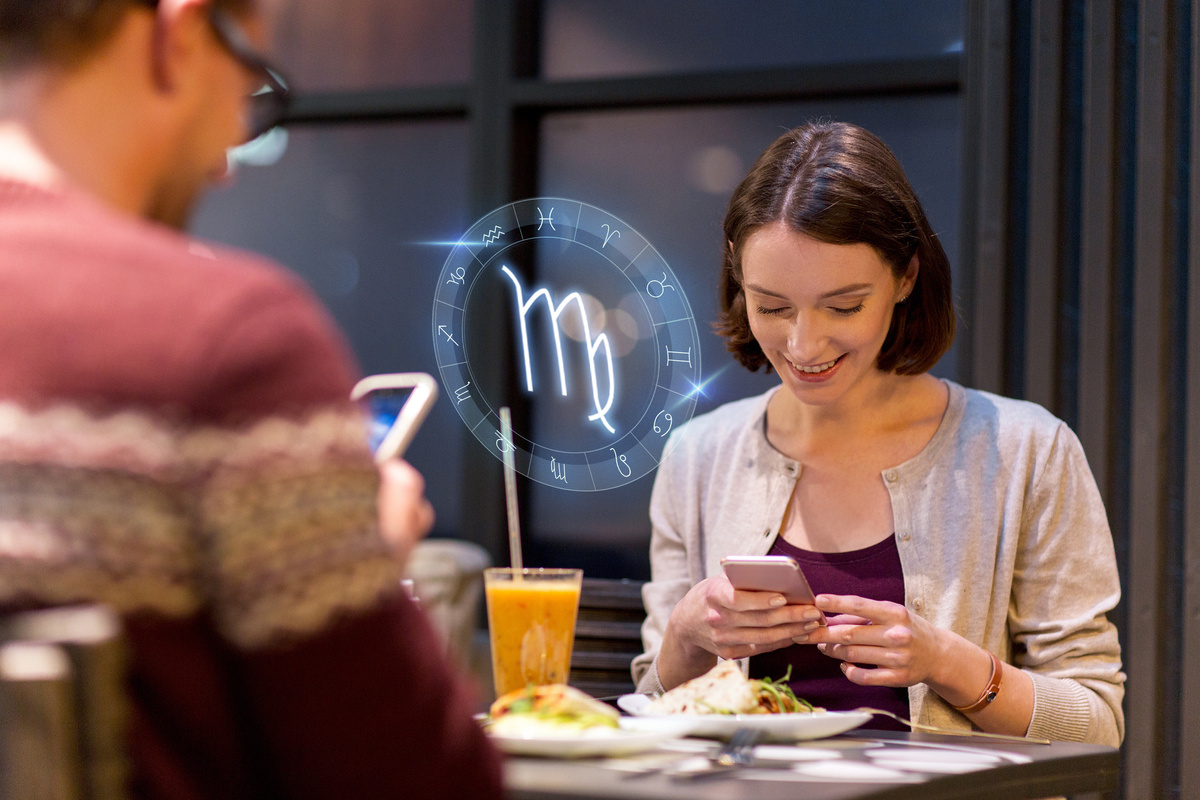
[495, 431, 513, 453]
[653, 410, 673, 436]
[611, 448, 632, 478]
[482, 226, 505, 246]
[665, 347, 692, 367]
[647, 272, 675, 299]
[601, 224, 621, 248]
[446, 266, 466, 286]
[438, 325, 459, 346]
[550, 457, 568, 484]
[454, 381, 472, 404]
[501, 264, 617, 435]
[536, 207, 555, 231]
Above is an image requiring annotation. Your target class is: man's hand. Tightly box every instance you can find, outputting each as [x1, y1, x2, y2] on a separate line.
[377, 459, 435, 570]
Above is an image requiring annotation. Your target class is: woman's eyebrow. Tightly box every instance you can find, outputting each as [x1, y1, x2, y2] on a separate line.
[744, 282, 874, 299]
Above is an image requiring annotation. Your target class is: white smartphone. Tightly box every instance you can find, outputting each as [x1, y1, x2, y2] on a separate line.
[720, 554, 822, 615]
[350, 372, 438, 463]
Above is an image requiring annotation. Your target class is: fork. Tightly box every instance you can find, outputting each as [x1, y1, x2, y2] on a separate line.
[712, 727, 765, 767]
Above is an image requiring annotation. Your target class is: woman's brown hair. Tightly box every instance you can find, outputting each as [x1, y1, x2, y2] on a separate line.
[716, 121, 956, 375]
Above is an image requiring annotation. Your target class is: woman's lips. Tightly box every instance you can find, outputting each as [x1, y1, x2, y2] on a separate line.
[787, 354, 845, 383]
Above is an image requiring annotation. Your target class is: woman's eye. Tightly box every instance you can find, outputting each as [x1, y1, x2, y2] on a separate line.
[756, 305, 788, 316]
[831, 304, 865, 316]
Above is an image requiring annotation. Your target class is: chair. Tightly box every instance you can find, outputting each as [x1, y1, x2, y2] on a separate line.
[0, 605, 128, 800]
[568, 578, 646, 698]
[404, 539, 491, 669]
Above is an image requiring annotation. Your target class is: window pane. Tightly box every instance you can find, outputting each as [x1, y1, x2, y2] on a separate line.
[542, 0, 965, 79]
[531, 97, 962, 576]
[265, 0, 473, 92]
[192, 122, 472, 536]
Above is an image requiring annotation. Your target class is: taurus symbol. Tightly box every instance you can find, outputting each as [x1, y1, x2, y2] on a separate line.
[647, 273, 674, 299]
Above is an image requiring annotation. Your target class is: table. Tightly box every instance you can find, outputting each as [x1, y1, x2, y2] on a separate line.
[503, 729, 1119, 800]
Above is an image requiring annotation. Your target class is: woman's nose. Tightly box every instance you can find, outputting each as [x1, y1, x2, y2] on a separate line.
[787, 313, 828, 362]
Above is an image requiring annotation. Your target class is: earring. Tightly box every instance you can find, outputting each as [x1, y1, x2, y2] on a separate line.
[898, 294, 910, 304]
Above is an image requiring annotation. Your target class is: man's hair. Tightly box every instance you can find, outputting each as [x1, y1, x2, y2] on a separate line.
[0, 0, 252, 73]
[716, 120, 957, 376]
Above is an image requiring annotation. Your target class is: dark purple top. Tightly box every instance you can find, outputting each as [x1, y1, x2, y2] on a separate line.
[748, 534, 911, 731]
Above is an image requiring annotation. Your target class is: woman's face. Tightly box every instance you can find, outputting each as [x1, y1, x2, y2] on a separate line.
[740, 222, 913, 409]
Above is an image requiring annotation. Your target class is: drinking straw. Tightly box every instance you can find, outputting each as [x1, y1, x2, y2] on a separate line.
[498, 407, 524, 574]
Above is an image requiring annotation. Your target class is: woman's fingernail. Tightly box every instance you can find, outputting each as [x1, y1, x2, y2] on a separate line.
[793, 634, 809, 643]
[804, 620, 820, 631]
[769, 596, 787, 607]
[804, 609, 821, 621]
[817, 643, 828, 654]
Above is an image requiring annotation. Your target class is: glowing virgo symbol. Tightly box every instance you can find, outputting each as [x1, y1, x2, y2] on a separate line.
[501, 265, 616, 434]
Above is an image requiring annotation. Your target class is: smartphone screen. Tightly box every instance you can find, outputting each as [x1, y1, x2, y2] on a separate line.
[350, 373, 438, 463]
[364, 389, 410, 456]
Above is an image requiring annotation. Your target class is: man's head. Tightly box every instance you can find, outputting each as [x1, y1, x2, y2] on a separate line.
[0, 0, 280, 229]
[0, 0, 253, 74]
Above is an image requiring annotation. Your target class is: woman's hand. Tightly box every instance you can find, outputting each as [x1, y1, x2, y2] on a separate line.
[655, 573, 824, 690]
[804, 594, 951, 688]
[377, 459, 435, 571]
[808, 593, 1036, 736]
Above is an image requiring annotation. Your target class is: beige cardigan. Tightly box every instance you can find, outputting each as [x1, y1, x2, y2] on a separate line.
[633, 381, 1125, 747]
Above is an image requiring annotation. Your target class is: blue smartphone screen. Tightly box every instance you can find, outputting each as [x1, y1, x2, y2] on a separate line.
[364, 390, 410, 455]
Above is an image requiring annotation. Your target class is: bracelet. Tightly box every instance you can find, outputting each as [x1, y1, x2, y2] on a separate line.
[952, 651, 1003, 714]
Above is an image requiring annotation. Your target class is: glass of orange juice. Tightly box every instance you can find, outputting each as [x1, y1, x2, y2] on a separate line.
[484, 567, 583, 697]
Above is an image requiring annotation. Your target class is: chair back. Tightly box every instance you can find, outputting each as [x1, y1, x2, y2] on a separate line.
[0, 606, 128, 800]
[569, 578, 646, 698]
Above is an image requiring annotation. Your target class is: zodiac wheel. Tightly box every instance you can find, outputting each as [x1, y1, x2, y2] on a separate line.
[432, 198, 700, 491]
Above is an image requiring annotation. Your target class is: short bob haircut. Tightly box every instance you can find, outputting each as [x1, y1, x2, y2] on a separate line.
[716, 121, 956, 376]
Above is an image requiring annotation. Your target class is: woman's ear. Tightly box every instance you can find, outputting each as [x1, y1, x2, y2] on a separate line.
[900, 253, 920, 299]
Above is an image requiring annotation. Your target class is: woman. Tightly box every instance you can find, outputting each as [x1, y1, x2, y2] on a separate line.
[631, 121, 1124, 746]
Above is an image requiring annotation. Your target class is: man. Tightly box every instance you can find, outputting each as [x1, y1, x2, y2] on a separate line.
[0, 1, 502, 797]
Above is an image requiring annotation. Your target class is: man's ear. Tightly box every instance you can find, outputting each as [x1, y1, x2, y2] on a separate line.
[148, 0, 211, 93]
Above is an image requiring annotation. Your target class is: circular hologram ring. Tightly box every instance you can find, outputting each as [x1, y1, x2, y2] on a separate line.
[432, 198, 700, 491]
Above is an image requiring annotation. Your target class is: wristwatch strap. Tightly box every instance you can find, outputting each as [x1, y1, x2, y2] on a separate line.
[952, 651, 1003, 714]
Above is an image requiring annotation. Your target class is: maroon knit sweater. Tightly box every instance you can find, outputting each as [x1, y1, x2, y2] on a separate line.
[0, 179, 502, 800]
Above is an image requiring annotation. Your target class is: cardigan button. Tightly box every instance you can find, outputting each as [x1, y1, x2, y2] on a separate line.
[884, 470, 898, 483]
[913, 598, 924, 611]
[898, 531, 911, 542]
[763, 528, 771, 537]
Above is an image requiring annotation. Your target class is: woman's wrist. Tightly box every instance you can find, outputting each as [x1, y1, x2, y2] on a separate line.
[925, 632, 996, 709]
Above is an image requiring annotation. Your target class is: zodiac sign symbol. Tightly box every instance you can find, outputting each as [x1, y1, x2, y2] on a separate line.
[454, 381, 472, 404]
[536, 207, 555, 231]
[438, 325, 459, 346]
[647, 272, 675, 299]
[501, 265, 617, 435]
[445, 266, 466, 286]
[550, 457, 568, 484]
[601, 224, 621, 248]
[611, 448, 632, 478]
[653, 410, 673, 437]
[495, 431, 513, 453]
[665, 347, 692, 367]
[482, 226, 505, 246]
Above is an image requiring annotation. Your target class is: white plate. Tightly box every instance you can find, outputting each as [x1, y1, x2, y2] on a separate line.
[488, 719, 691, 758]
[617, 694, 872, 742]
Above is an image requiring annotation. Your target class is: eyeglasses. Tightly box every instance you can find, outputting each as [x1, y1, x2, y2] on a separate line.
[135, 1, 292, 142]
[207, 8, 292, 142]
